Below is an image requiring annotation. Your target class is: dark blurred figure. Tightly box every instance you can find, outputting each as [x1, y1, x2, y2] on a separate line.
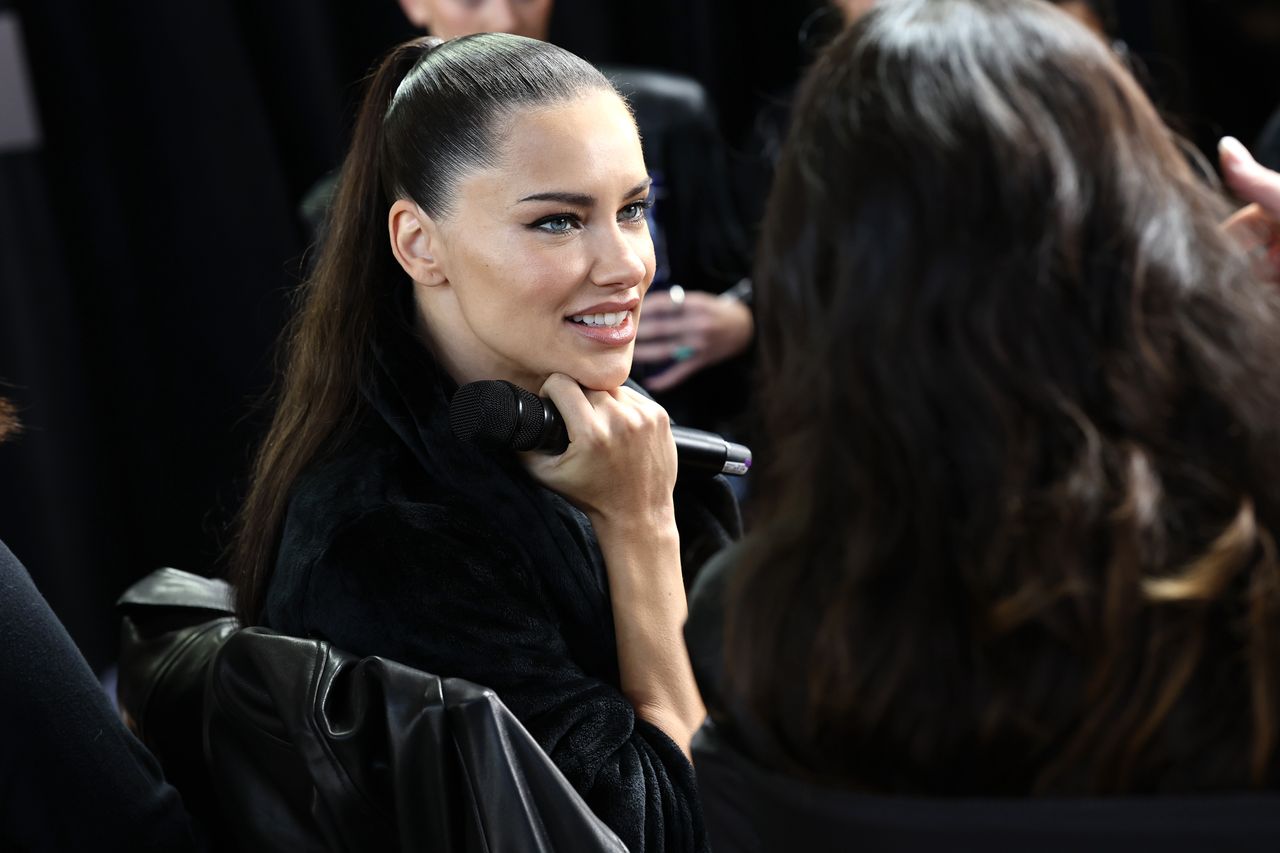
[394, 0, 552, 39]
[0, 400, 201, 852]
[2, 0, 420, 673]
[692, 0, 1280, 808]
[1258, 106, 1280, 172]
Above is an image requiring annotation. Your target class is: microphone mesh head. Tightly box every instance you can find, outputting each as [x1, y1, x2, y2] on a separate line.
[509, 385, 547, 451]
[449, 381, 519, 449]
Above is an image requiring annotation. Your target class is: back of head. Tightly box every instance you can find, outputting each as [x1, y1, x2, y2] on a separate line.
[232, 33, 613, 624]
[730, 0, 1280, 794]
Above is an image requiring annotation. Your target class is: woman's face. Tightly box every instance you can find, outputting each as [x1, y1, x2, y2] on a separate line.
[397, 0, 554, 41]
[406, 90, 655, 393]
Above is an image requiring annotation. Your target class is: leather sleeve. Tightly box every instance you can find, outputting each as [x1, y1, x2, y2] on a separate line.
[294, 502, 707, 853]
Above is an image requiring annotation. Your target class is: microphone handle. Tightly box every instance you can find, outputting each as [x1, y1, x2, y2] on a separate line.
[536, 395, 750, 477]
[524, 391, 569, 453]
[671, 426, 749, 476]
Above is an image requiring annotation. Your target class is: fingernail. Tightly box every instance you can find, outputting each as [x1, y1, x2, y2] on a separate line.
[1219, 136, 1255, 171]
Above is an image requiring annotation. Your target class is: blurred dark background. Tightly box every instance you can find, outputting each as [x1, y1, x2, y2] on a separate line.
[1, 0, 1278, 670]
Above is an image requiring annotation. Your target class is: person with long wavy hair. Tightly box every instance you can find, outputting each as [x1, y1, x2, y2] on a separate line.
[231, 32, 737, 853]
[689, 0, 1280, 799]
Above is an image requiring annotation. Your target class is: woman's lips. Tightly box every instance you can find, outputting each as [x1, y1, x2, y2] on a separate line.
[565, 311, 636, 346]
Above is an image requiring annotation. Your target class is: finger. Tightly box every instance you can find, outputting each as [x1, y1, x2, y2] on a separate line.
[640, 292, 678, 318]
[617, 387, 673, 432]
[1220, 137, 1280, 216]
[580, 384, 616, 401]
[616, 385, 673, 420]
[642, 357, 705, 392]
[632, 344, 669, 363]
[539, 373, 596, 440]
[636, 316, 695, 341]
[1223, 203, 1273, 249]
[634, 331, 684, 349]
[1221, 204, 1280, 280]
[632, 341, 698, 363]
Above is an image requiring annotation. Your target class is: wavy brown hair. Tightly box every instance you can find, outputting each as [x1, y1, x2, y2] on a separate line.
[727, 0, 1280, 794]
[230, 34, 612, 623]
[0, 397, 18, 444]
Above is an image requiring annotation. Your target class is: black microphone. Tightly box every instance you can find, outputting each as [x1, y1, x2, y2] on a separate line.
[449, 380, 752, 477]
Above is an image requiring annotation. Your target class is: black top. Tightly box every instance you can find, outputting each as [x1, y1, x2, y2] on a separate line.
[685, 546, 1280, 852]
[263, 317, 739, 853]
[0, 539, 202, 852]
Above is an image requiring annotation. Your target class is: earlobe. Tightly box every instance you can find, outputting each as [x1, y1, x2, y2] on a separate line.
[388, 200, 447, 286]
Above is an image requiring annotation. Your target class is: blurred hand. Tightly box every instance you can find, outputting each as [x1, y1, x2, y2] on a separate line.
[1219, 136, 1280, 284]
[633, 289, 754, 393]
[519, 373, 677, 525]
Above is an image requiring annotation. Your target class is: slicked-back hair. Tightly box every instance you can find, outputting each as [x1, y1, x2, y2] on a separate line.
[231, 34, 615, 624]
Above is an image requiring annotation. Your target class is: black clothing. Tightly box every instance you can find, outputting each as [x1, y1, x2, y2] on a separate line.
[0, 540, 201, 852]
[684, 542, 789, 773]
[206, 624, 629, 852]
[685, 546, 1280, 852]
[691, 715, 1280, 853]
[263, 320, 739, 853]
[117, 560, 632, 853]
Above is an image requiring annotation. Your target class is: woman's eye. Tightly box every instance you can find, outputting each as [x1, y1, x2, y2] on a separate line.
[619, 199, 652, 223]
[535, 215, 578, 234]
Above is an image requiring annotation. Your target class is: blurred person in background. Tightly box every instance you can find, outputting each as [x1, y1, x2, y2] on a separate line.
[689, 0, 1280, 824]
[637, 0, 1118, 403]
[0, 397, 201, 852]
[394, 0, 553, 40]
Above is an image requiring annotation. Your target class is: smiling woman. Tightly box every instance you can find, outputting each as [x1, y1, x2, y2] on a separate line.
[231, 33, 737, 853]
[391, 89, 656, 392]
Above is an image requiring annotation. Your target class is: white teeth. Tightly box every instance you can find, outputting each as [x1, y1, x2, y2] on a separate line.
[570, 311, 626, 327]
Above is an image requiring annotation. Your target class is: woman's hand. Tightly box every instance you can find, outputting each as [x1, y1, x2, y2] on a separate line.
[519, 373, 677, 525]
[634, 288, 754, 392]
[518, 374, 705, 755]
[1219, 136, 1280, 283]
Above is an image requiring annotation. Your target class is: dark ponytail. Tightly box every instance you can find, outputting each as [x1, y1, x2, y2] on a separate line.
[231, 34, 613, 624]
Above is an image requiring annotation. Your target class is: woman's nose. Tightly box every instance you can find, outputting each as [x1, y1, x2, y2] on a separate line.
[590, 225, 651, 289]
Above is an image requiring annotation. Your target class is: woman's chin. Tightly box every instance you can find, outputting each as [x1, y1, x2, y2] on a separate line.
[571, 361, 634, 392]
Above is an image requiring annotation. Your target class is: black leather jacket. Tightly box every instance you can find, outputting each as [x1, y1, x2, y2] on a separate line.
[119, 567, 629, 852]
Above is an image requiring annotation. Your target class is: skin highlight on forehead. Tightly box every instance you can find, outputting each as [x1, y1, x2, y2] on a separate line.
[486, 92, 647, 208]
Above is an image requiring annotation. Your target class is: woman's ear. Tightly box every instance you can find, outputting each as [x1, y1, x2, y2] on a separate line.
[389, 199, 448, 286]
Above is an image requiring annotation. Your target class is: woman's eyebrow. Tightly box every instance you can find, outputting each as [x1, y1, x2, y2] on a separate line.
[515, 179, 652, 207]
[517, 190, 594, 206]
[622, 178, 653, 199]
